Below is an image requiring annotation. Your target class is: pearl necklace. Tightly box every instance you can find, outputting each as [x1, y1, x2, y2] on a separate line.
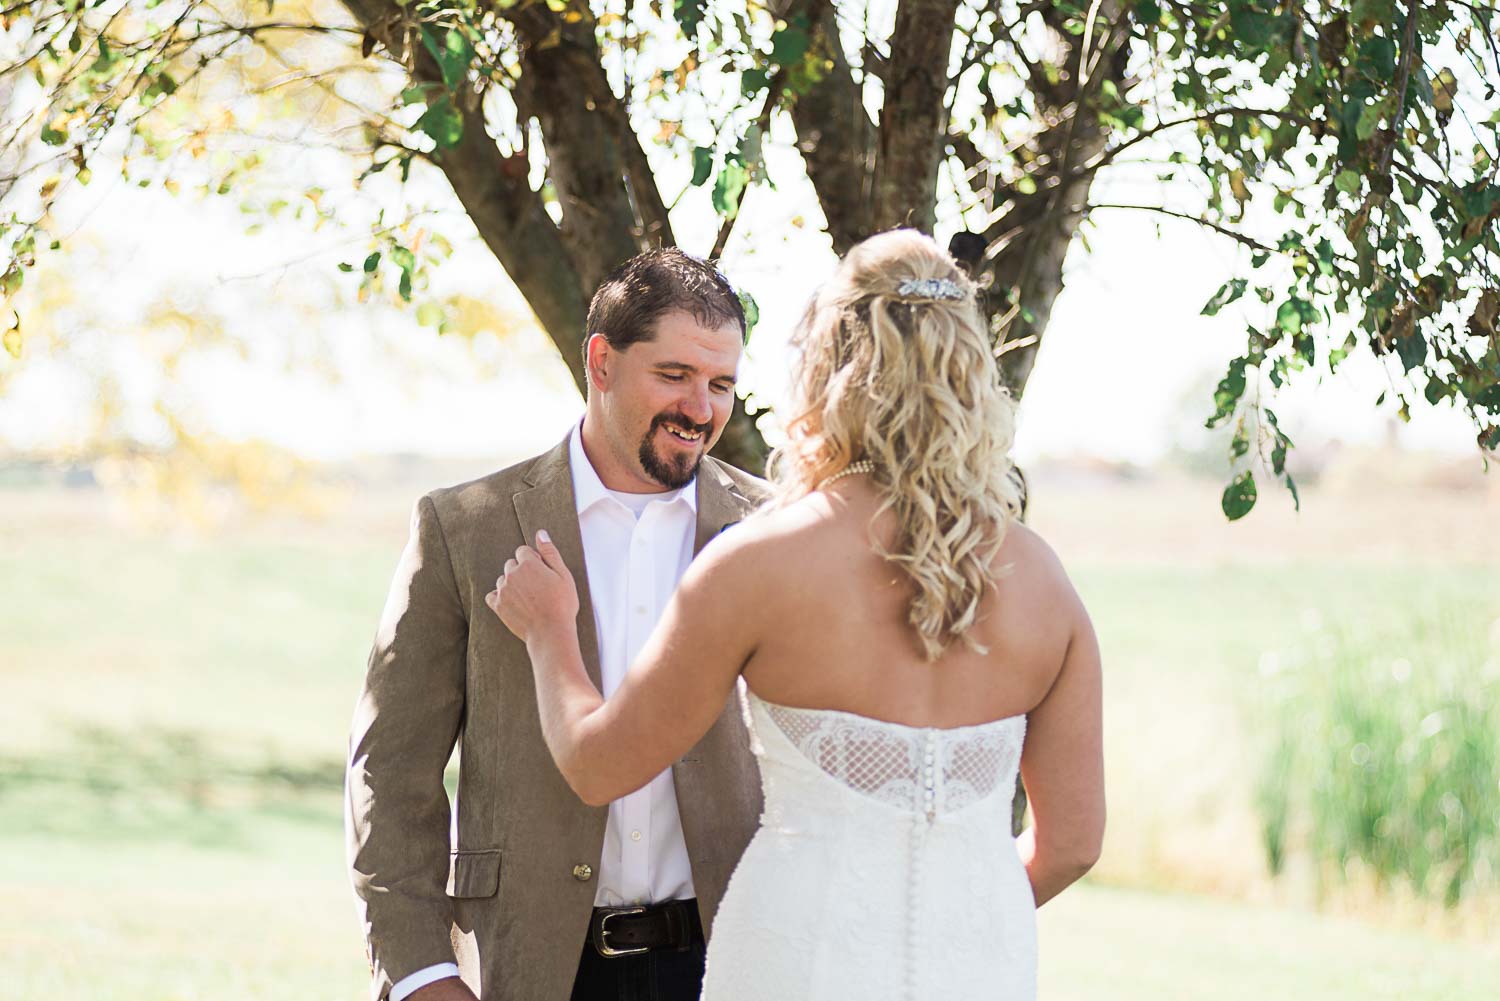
[819, 459, 875, 489]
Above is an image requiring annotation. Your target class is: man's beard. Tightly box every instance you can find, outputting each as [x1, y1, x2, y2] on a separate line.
[639, 412, 712, 489]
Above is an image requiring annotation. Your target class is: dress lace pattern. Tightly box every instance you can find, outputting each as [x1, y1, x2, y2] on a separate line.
[759, 700, 1025, 818]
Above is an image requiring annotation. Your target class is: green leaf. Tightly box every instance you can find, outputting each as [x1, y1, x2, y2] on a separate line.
[739, 124, 763, 168]
[1275, 298, 1307, 335]
[398, 269, 413, 302]
[1231, 423, 1251, 458]
[1359, 35, 1396, 79]
[414, 97, 464, 148]
[1394, 333, 1426, 370]
[416, 301, 444, 328]
[1209, 358, 1248, 427]
[1202, 278, 1248, 316]
[338, 262, 354, 273]
[1133, 0, 1162, 25]
[711, 160, 749, 216]
[1475, 383, 1500, 413]
[390, 245, 416, 271]
[40, 124, 67, 146]
[1229, 7, 1275, 49]
[1285, 473, 1300, 511]
[741, 68, 770, 96]
[422, 27, 474, 92]
[770, 20, 810, 66]
[1334, 170, 1362, 195]
[690, 146, 714, 186]
[363, 252, 381, 273]
[1221, 471, 1258, 521]
[739, 289, 759, 341]
[674, 0, 708, 38]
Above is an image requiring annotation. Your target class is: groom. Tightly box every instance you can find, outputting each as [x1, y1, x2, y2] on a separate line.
[345, 248, 768, 1001]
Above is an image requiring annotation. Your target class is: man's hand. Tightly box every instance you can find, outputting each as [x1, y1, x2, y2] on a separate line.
[486, 530, 579, 644]
[406, 976, 479, 1001]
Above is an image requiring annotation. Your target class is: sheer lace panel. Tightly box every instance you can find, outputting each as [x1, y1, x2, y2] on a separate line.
[760, 700, 1025, 817]
[762, 703, 922, 810]
[942, 727, 1022, 812]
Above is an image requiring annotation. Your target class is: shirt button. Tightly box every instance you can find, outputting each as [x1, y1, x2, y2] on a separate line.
[572, 863, 593, 882]
[630, 830, 642, 842]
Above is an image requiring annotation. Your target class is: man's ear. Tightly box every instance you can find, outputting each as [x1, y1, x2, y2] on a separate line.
[585, 333, 611, 393]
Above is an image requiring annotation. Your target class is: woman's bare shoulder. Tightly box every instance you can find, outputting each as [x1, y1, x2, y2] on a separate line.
[993, 521, 1087, 615]
[684, 498, 824, 583]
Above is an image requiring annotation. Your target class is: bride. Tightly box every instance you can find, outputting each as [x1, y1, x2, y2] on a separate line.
[490, 229, 1104, 999]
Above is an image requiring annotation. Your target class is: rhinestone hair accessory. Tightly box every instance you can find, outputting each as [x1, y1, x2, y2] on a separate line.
[894, 277, 965, 302]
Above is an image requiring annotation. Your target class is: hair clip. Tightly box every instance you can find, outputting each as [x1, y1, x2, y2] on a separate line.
[894, 277, 965, 302]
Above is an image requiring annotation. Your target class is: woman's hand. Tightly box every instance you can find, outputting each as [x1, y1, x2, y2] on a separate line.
[486, 530, 579, 644]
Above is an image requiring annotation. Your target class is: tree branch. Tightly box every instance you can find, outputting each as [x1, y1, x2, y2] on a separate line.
[871, 0, 964, 232]
[710, 0, 832, 260]
[339, 0, 592, 391]
[788, 2, 873, 254]
[1086, 201, 1281, 254]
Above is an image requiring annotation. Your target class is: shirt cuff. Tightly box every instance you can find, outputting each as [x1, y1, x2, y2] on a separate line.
[390, 963, 462, 1001]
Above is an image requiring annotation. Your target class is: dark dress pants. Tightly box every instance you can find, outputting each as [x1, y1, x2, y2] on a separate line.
[568, 924, 706, 1001]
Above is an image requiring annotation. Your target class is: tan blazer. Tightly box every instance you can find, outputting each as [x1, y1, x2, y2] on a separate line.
[346, 435, 769, 1001]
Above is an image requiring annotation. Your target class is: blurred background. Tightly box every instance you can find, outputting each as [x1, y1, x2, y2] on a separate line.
[4, 0, 1500, 998]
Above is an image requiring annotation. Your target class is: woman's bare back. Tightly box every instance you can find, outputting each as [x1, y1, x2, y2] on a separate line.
[735, 481, 1085, 730]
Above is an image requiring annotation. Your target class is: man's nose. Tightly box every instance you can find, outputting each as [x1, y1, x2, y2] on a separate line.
[679, 384, 712, 425]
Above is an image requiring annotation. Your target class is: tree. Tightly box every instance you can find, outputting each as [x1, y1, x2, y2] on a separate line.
[2, 0, 1498, 518]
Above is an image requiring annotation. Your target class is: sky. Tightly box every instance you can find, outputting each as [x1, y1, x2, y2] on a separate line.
[0, 75, 1484, 472]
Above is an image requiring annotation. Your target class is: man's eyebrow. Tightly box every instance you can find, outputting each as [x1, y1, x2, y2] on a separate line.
[654, 361, 737, 383]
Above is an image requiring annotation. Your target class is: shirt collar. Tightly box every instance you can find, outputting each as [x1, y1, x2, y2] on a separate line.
[568, 420, 698, 516]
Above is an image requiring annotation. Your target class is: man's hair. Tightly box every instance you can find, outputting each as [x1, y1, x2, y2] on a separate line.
[584, 248, 746, 363]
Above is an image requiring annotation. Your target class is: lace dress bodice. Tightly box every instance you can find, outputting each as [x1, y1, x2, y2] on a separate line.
[755, 695, 1026, 820]
[700, 687, 1038, 1001]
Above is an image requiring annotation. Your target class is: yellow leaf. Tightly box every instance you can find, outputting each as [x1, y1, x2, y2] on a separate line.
[673, 55, 697, 90]
[3, 322, 20, 359]
[1432, 69, 1457, 114]
[1229, 168, 1249, 204]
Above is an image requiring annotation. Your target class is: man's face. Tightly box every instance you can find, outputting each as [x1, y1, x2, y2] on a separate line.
[590, 309, 742, 490]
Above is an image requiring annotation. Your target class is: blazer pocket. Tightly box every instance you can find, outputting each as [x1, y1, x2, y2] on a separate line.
[446, 848, 502, 899]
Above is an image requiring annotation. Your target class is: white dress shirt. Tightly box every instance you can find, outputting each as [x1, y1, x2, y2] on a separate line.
[567, 422, 700, 907]
[390, 424, 698, 1001]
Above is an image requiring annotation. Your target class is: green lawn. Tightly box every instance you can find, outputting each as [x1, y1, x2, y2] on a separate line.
[3, 499, 1498, 997]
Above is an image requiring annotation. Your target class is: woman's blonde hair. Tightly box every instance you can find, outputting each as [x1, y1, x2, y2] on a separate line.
[767, 228, 1024, 661]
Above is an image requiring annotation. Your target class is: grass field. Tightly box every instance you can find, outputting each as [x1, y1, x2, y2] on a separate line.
[3, 470, 1498, 998]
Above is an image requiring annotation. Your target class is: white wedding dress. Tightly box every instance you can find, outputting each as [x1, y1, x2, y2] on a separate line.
[701, 688, 1036, 1000]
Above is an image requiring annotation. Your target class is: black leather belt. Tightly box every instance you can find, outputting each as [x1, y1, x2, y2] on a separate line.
[588, 899, 701, 958]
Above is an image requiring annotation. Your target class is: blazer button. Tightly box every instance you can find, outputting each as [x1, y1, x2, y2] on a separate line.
[572, 863, 594, 882]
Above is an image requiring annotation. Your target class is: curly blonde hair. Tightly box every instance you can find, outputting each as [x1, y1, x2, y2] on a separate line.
[767, 229, 1025, 661]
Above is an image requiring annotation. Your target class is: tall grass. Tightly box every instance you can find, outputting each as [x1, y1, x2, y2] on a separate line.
[1255, 608, 1500, 908]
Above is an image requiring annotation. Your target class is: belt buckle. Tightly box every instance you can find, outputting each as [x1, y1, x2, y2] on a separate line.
[595, 906, 649, 958]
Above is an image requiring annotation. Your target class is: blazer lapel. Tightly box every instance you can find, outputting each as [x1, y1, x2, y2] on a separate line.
[694, 459, 749, 555]
[512, 435, 604, 690]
